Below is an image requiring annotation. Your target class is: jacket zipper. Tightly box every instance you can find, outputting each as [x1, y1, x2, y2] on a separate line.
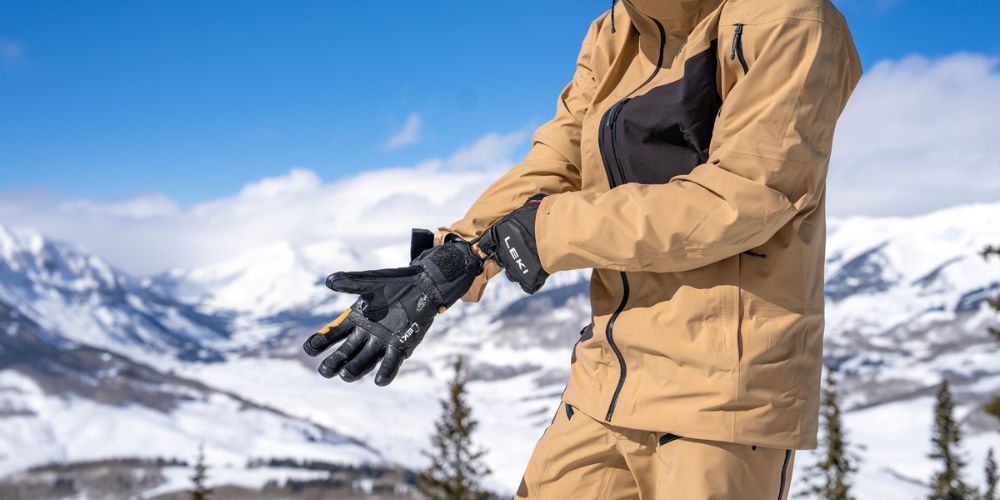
[599, 99, 630, 187]
[599, 100, 632, 422]
[601, 17, 667, 423]
[731, 24, 749, 74]
[609, 99, 630, 186]
[604, 271, 630, 421]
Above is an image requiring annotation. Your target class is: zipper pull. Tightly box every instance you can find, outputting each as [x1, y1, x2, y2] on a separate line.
[731, 24, 744, 61]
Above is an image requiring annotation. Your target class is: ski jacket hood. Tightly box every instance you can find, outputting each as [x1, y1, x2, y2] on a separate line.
[441, 0, 861, 450]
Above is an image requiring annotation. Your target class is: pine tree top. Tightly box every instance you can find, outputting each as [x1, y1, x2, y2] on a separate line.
[417, 357, 493, 500]
[929, 380, 973, 500]
[190, 444, 211, 500]
[985, 448, 998, 500]
[803, 368, 859, 500]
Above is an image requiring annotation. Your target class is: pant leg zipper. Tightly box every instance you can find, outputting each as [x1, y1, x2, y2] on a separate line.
[776, 449, 791, 499]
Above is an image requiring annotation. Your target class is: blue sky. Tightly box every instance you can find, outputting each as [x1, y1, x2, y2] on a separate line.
[2, 0, 999, 204]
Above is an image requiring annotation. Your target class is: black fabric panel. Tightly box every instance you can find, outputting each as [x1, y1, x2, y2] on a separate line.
[659, 433, 683, 445]
[599, 41, 721, 186]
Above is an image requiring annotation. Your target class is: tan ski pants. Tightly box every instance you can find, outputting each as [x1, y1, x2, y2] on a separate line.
[516, 403, 795, 500]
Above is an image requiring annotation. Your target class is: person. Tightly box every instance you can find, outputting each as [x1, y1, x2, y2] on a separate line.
[302, 0, 862, 497]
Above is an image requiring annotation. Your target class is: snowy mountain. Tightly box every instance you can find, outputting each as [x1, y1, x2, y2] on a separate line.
[0, 299, 380, 469]
[0, 225, 228, 363]
[0, 227, 386, 498]
[823, 203, 1000, 412]
[153, 239, 362, 318]
[0, 202, 998, 498]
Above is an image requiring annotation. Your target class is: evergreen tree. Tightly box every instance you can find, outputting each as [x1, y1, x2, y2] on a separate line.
[984, 448, 998, 500]
[190, 444, 211, 500]
[983, 245, 1000, 420]
[807, 369, 859, 500]
[417, 357, 492, 500]
[929, 380, 973, 500]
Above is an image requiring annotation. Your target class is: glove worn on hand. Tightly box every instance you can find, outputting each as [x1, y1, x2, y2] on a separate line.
[477, 194, 548, 294]
[303, 233, 482, 386]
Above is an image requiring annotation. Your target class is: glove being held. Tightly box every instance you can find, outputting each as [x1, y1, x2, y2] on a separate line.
[303, 237, 482, 385]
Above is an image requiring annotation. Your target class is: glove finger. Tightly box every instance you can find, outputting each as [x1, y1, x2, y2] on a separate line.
[326, 267, 422, 294]
[318, 328, 369, 379]
[303, 308, 354, 356]
[326, 271, 380, 295]
[340, 338, 387, 382]
[374, 346, 405, 387]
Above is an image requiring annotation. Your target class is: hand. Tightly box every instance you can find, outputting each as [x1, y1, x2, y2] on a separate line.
[477, 195, 548, 294]
[303, 235, 482, 385]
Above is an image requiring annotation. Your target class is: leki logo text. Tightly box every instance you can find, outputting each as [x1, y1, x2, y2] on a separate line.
[503, 236, 530, 275]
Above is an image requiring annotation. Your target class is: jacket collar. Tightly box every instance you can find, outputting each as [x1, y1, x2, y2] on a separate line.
[622, 0, 722, 40]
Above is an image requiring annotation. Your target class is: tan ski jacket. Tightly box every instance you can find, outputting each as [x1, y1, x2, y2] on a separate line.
[440, 0, 862, 450]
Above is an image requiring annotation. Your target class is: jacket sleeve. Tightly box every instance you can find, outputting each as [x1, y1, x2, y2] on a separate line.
[438, 16, 605, 301]
[535, 15, 862, 274]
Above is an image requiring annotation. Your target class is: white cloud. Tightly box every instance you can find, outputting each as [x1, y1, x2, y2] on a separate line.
[59, 193, 179, 219]
[829, 53, 1000, 216]
[446, 130, 530, 170]
[0, 130, 527, 275]
[384, 113, 423, 149]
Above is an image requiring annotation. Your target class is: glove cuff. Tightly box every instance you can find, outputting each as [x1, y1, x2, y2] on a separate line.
[416, 239, 483, 307]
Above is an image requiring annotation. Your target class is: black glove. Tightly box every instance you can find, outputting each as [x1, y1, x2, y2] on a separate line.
[477, 194, 548, 294]
[303, 232, 482, 386]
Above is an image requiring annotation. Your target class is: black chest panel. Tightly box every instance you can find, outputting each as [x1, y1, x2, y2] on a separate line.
[599, 41, 721, 187]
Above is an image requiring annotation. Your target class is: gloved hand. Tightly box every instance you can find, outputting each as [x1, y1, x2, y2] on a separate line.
[303, 231, 482, 386]
[476, 194, 548, 294]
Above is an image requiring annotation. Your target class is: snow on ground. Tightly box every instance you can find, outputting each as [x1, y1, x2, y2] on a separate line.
[190, 353, 1000, 498]
[793, 396, 1000, 499]
[0, 368, 379, 480]
[184, 355, 558, 494]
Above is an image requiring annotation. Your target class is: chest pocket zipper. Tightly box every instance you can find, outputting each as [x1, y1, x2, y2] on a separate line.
[731, 24, 749, 74]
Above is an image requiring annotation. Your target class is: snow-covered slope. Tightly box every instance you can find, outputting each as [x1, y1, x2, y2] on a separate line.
[822, 203, 1000, 413]
[0, 298, 381, 484]
[1, 202, 999, 498]
[825, 203, 1000, 335]
[0, 225, 228, 363]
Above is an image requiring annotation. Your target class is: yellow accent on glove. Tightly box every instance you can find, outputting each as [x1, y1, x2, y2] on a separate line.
[318, 308, 352, 334]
